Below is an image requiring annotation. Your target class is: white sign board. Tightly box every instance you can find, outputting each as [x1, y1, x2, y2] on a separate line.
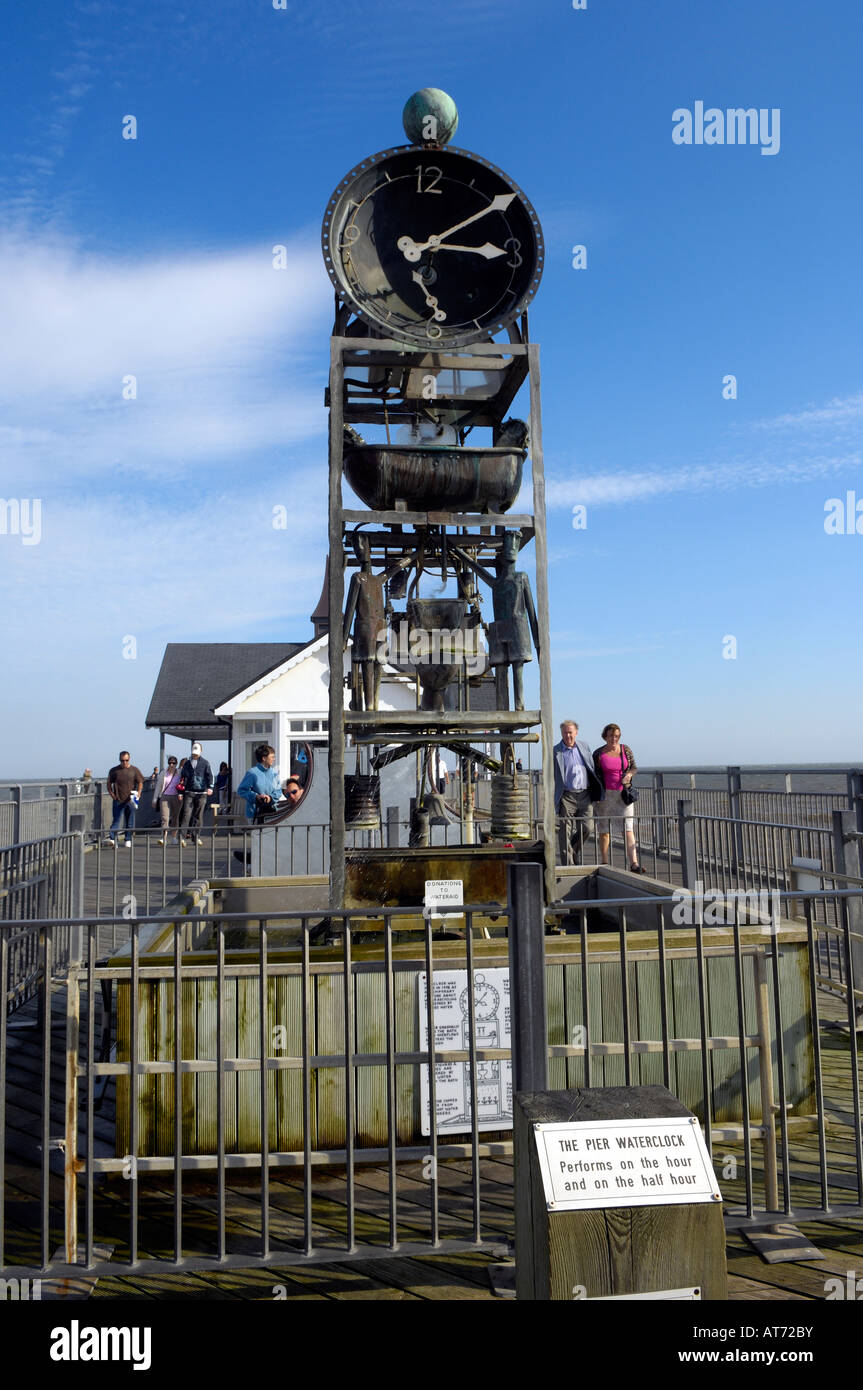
[423, 879, 464, 922]
[418, 969, 512, 1136]
[534, 1117, 720, 1211]
[590, 1287, 702, 1301]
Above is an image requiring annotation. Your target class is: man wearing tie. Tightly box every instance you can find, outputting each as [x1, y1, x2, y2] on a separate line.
[553, 720, 603, 866]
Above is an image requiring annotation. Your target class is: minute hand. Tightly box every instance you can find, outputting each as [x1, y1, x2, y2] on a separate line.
[418, 193, 515, 252]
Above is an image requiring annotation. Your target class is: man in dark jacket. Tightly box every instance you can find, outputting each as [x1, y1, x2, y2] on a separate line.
[553, 721, 603, 866]
[178, 741, 214, 846]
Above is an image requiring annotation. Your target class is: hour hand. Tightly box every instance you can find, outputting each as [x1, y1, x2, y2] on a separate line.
[398, 236, 506, 262]
[430, 241, 507, 259]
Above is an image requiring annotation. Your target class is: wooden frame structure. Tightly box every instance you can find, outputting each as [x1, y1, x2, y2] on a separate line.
[327, 312, 556, 905]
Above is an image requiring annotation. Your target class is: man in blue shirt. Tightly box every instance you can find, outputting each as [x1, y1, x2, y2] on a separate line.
[553, 720, 603, 866]
[236, 743, 286, 820]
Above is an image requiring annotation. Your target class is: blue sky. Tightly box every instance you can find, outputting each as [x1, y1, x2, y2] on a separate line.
[0, 0, 861, 776]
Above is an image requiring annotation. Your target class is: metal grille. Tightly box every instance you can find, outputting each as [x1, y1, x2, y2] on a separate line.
[1, 881, 862, 1281]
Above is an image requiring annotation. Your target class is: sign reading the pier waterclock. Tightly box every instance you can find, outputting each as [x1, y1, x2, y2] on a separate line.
[534, 1116, 720, 1212]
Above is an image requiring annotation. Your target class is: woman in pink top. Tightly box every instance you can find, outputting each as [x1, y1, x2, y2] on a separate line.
[592, 723, 645, 873]
[152, 756, 183, 844]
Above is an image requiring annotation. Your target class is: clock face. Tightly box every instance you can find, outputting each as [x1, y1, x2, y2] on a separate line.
[322, 146, 544, 348]
[460, 978, 500, 1020]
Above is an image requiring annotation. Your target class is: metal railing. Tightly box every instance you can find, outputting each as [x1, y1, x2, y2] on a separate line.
[0, 833, 84, 1013]
[0, 782, 118, 844]
[0, 807, 845, 924]
[2, 876, 862, 1280]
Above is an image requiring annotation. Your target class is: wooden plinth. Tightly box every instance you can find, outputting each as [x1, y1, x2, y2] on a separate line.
[514, 1086, 727, 1301]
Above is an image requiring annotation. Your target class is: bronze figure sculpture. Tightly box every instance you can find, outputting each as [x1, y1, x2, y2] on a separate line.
[450, 529, 539, 711]
[342, 531, 413, 711]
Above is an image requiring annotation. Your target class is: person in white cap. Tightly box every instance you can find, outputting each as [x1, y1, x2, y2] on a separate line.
[177, 741, 214, 846]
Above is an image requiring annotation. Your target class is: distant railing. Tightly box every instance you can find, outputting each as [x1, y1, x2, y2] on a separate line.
[4, 766, 860, 847]
[1, 789, 861, 942]
[0, 781, 117, 843]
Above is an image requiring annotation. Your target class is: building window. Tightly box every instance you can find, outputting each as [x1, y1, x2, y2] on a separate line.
[237, 719, 272, 736]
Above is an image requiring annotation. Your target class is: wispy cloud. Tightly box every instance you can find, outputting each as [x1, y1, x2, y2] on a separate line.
[749, 393, 863, 432]
[0, 229, 332, 484]
[0, 19, 101, 224]
[0, 480, 330, 650]
[543, 390, 863, 509]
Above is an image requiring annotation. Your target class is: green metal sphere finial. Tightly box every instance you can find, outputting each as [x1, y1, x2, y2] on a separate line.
[402, 88, 459, 147]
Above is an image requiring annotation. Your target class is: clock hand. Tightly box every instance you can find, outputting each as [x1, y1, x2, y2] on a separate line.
[427, 241, 507, 259]
[397, 193, 516, 261]
[398, 239, 506, 262]
[411, 270, 446, 322]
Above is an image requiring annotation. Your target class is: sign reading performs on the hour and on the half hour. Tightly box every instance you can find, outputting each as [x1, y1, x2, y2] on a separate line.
[534, 1116, 720, 1212]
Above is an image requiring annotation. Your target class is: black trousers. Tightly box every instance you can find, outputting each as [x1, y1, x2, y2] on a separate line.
[180, 792, 209, 839]
[556, 789, 595, 866]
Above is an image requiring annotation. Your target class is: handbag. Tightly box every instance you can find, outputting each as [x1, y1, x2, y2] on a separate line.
[620, 746, 639, 805]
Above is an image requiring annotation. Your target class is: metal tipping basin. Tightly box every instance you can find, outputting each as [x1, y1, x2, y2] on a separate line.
[343, 443, 525, 512]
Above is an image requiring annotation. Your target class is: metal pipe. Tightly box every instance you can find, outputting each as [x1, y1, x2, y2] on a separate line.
[753, 947, 779, 1213]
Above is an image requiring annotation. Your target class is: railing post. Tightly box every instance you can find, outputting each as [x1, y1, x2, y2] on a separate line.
[653, 771, 666, 850]
[11, 784, 21, 844]
[832, 810, 863, 1016]
[851, 770, 863, 836]
[753, 947, 780, 1215]
[60, 782, 70, 834]
[727, 765, 743, 874]
[507, 861, 547, 1094]
[70, 834, 85, 965]
[677, 798, 697, 889]
[65, 958, 80, 1264]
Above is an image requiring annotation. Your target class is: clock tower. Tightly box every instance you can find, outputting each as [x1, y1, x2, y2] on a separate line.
[323, 90, 555, 906]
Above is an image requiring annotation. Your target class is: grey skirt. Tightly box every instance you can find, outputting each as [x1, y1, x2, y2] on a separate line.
[595, 789, 635, 825]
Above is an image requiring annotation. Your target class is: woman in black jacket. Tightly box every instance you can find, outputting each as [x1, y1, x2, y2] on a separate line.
[592, 723, 646, 873]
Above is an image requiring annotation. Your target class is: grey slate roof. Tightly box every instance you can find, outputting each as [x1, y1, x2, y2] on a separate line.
[145, 643, 307, 732]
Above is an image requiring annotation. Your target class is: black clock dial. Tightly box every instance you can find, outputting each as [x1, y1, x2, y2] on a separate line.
[322, 146, 544, 348]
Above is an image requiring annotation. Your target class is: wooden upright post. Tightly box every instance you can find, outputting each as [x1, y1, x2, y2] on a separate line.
[527, 341, 556, 906]
[328, 336, 346, 909]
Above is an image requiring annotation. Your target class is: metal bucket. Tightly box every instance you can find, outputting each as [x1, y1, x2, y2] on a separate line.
[490, 774, 532, 839]
[406, 597, 469, 711]
[409, 807, 430, 847]
[345, 774, 381, 830]
[421, 791, 451, 826]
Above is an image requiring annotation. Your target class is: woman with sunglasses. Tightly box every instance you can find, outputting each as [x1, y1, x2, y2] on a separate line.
[153, 756, 183, 844]
[593, 724, 646, 873]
